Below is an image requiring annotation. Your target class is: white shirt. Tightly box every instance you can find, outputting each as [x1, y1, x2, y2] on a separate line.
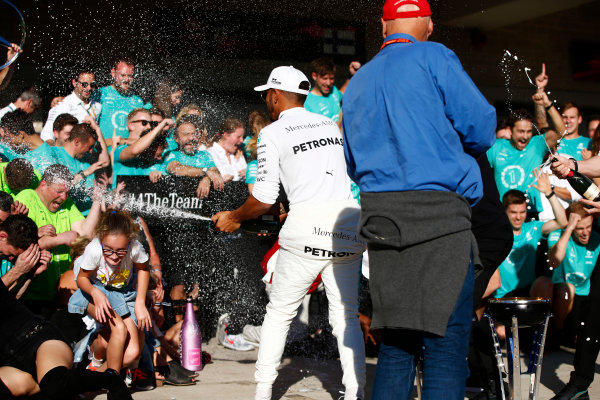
[74, 237, 148, 289]
[0, 103, 17, 121]
[40, 92, 102, 142]
[538, 156, 581, 222]
[252, 107, 353, 205]
[207, 142, 247, 181]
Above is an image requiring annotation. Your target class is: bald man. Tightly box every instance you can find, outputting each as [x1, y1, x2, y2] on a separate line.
[342, 1, 496, 399]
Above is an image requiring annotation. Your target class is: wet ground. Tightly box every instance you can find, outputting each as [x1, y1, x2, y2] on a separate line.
[83, 338, 600, 400]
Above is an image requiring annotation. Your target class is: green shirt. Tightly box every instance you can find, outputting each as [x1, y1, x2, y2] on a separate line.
[0, 142, 19, 162]
[549, 229, 600, 296]
[23, 142, 56, 174]
[15, 189, 84, 301]
[557, 136, 591, 161]
[112, 145, 166, 188]
[164, 149, 216, 173]
[495, 221, 545, 298]
[0, 162, 41, 198]
[487, 135, 548, 212]
[304, 86, 343, 122]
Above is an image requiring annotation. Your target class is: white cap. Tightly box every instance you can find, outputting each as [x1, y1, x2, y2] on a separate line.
[254, 66, 311, 95]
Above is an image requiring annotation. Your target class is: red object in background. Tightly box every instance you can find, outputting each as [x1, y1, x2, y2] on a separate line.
[261, 240, 322, 294]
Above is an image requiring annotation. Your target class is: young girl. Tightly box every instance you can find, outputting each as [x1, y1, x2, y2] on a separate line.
[68, 209, 151, 373]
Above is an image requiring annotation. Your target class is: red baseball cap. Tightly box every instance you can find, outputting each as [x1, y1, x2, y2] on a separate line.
[382, 0, 431, 20]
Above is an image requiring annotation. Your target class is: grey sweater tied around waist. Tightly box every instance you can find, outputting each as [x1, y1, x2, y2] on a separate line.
[359, 190, 479, 337]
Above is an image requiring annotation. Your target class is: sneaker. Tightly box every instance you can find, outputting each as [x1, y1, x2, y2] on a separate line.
[86, 361, 98, 371]
[168, 360, 199, 378]
[156, 365, 196, 386]
[105, 368, 133, 400]
[222, 333, 256, 351]
[243, 324, 261, 346]
[217, 313, 230, 345]
[131, 368, 155, 391]
[550, 383, 589, 400]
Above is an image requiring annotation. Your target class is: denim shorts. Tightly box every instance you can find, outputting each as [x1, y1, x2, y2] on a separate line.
[68, 281, 138, 325]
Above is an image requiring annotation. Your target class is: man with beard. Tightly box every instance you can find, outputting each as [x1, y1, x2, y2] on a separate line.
[93, 58, 149, 139]
[164, 115, 224, 197]
[40, 68, 102, 143]
[487, 105, 562, 216]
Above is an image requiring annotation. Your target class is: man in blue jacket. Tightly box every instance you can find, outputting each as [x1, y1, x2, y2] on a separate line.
[342, 1, 496, 399]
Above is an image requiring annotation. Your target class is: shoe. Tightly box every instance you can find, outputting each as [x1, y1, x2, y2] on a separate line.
[168, 360, 199, 378]
[550, 383, 590, 400]
[86, 361, 98, 371]
[222, 333, 255, 351]
[217, 313, 230, 345]
[156, 365, 196, 386]
[243, 324, 261, 346]
[131, 368, 155, 391]
[105, 368, 133, 400]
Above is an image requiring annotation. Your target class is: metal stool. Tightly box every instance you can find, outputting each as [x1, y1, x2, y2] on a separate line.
[485, 297, 552, 400]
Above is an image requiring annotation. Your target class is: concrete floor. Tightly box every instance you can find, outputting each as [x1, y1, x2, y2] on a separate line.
[83, 338, 600, 400]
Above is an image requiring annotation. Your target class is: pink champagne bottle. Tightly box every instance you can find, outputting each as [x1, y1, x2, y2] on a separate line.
[181, 298, 203, 371]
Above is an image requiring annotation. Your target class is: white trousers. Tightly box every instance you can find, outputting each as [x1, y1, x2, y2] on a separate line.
[255, 248, 366, 399]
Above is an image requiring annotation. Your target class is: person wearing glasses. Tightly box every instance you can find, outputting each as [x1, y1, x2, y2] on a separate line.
[112, 109, 174, 189]
[93, 57, 150, 140]
[67, 209, 151, 381]
[14, 164, 101, 317]
[40, 68, 102, 143]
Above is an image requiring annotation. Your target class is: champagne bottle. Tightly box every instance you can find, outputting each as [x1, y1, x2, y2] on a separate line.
[566, 169, 600, 201]
[240, 214, 281, 235]
[180, 298, 202, 371]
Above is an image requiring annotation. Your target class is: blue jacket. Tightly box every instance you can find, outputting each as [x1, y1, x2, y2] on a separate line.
[342, 33, 496, 205]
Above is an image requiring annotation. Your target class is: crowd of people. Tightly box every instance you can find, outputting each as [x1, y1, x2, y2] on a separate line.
[1, 0, 600, 399]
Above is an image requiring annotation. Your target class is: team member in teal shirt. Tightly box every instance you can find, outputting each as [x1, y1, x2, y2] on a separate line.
[112, 117, 173, 188]
[494, 178, 567, 299]
[557, 102, 590, 161]
[487, 107, 562, 213]
[304, 57, 361, 123]
[92, 58, 150, 139]
[163, 115, 224, 197]
[542, 203, 600, 334]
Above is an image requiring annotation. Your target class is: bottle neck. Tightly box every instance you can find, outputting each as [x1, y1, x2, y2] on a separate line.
[567, 170, 575, 177]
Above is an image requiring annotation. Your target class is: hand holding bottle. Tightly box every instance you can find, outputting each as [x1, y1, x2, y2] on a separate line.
[551, 155, 576, 179]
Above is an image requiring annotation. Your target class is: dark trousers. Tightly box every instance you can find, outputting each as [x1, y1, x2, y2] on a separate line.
[570, 262, 600, 388]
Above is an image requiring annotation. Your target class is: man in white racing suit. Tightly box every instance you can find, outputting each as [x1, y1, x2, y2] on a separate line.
[212, 66, 366, 400]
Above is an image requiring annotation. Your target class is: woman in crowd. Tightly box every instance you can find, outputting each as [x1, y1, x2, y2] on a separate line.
[207, 118, 246, 182]
[153, 79, 183, 120]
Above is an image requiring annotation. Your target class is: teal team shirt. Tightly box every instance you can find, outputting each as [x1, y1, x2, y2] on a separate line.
[112, 145, 166, 188]
[557, 136, 591, 160]
[487, 135, 548, 212]
[548, 229, 600, 296]
[495, 220, 545, 298]
[245, 159, 258, 184]
[24, 142, 56, 173]
[304, 86, 343, 122]
[163, 149, 216, 173]
[93, 86, 149, 139]
[0, 142, 18, 162]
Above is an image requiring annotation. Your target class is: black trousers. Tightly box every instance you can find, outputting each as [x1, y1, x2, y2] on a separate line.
[570, 260, 600, 388]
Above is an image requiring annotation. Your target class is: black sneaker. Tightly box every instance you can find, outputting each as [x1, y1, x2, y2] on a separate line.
[131, 368, 155, 391]
[550, 383, 590, 400]
[168, 360, 199, 378]
[105, 368, 133, 400]
[156, 364, 195, 386]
